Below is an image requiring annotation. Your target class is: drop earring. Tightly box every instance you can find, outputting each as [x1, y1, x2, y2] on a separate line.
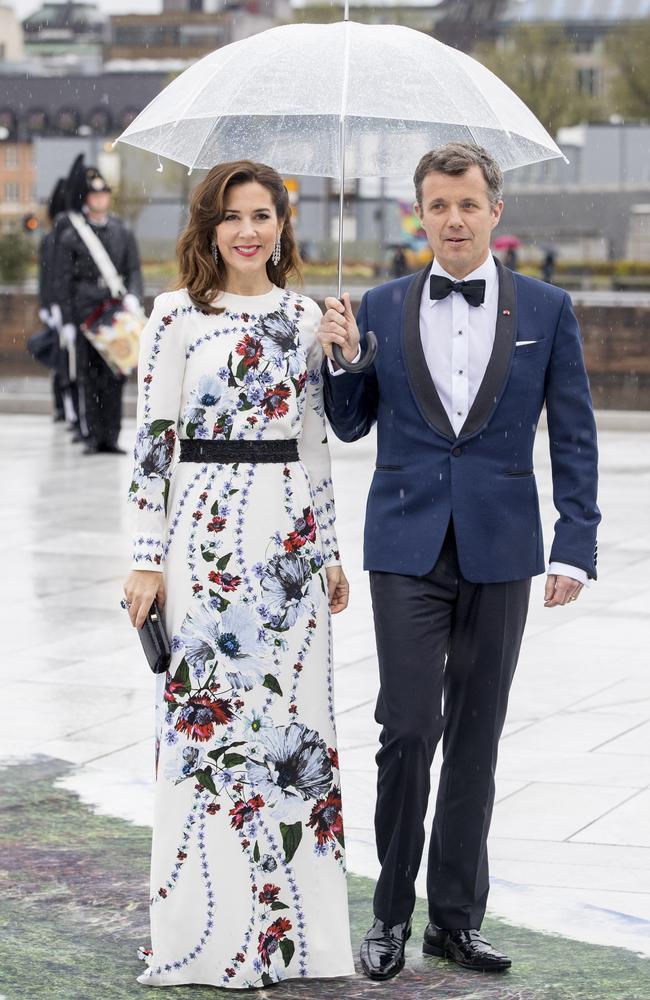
[271, 235, 282, 266]
[210, 241, 219, 266]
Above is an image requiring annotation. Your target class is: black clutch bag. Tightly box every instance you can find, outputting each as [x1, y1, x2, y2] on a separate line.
[139, 601, 171, 674]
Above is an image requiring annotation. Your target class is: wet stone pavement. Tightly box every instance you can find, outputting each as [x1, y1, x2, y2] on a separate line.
[1, 412, 649, 998]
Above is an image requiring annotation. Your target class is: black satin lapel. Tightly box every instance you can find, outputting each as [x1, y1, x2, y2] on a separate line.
[458, 258, 517, 440]
[401, 267, 456, 441]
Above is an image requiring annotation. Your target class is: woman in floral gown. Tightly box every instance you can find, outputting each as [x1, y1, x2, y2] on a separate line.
[123, 161, 355, 989]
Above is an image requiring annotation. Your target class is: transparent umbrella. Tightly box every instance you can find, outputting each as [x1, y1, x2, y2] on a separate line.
[116, 4, 566, 369]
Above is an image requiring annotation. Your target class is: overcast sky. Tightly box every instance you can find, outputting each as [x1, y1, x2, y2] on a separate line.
[9, 0, 163, 19]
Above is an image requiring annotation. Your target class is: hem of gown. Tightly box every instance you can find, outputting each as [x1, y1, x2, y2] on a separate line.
[137, 962, 357, 989]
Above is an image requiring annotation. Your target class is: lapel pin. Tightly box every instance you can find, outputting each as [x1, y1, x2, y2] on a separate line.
[502, 308, 511, 316]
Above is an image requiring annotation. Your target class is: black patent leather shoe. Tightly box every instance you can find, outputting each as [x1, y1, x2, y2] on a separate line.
[423, 924, 511, 972]
[360, 917, 412, 981]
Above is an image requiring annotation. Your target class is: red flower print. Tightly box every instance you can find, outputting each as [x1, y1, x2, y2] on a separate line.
[294, 662, 303, 673]
[258, 917, 293, 967]
[158, 887, 167, 898]
[192, 583, 203, 593]
[295, 371, 308, 395]
[307, 618, 316, 629]
[288, 704, 297, 715]
[200, 491, 208, 501]
[229, 794, 265, 830]
[247, 416, 258, 426]
[144, 374, 153, 384]
[164, 678, 187, 703]
[177, 850, 187, 860]
[261, 382, 291, 420]
[137, 497, 147, 510]
[235, 952, 245, 963]
[207, 515, 227, 533]
[241, 312, 250, 322]
[234, 698, 244, 709]
[327, 747, 339, 769]
[213, 422, 225, 436]
[174, 695, 234, 742]
[307, 786, 344, 846]
[241, 839, 250, 849]
[192, 511, 203, 521]
[235, 334, 264, 369]
[162, 315, 172, 325]
[154, 554, 161, 565]
[283, 507, 316, 552]
[207, 570, 241, 592]
[207, 802, 221, 814]
[258, 883, 280, 905]
[225, 967, 236, 977]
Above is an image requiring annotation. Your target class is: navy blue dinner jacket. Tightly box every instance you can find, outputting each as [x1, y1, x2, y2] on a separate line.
[322, 259, 600, 583]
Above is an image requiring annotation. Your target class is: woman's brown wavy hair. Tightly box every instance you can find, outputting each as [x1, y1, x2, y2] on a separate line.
[174, 160, 302, 314]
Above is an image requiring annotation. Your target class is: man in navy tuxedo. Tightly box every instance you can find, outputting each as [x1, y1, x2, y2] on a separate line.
[318, 143, 600, 981]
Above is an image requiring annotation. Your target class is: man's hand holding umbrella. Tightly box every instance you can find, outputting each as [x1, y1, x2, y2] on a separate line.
[318, 293, 360, 368]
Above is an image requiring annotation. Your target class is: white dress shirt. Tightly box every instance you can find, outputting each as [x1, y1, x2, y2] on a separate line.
[329, 255, 589, 586]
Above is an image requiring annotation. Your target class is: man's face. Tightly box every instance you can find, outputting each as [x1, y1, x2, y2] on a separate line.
[86, 191, 111, 215]
[414, 165, 503, 278]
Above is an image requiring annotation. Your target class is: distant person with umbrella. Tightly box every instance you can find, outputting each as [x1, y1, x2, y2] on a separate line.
[55, 155, 143, 454]
[493, 233, 522, 272]
[318, 142, 600, 982]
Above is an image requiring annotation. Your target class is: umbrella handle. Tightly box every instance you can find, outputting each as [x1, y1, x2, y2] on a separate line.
[331, 330, 378, 373]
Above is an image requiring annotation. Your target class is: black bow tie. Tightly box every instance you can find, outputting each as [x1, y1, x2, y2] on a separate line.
[429, 275, 486, 307]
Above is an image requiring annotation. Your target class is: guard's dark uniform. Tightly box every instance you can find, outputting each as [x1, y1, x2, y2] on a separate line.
[38, 178, 69, 420]
[56, 202, 143, 451]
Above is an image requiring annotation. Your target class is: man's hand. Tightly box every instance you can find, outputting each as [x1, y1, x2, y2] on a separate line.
[123, 570, 166, 629]
[544, 574, 583, 608]
[318, 293, 360, 363]
[326, 565, 350, 614]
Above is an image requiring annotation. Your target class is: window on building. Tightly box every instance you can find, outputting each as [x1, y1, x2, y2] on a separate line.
[119, 107, 139, 130]
[577, 67, 601, 97]
[4, 145, 18, 168]
[4, 182, 20, 202]
[87, 107, 113, 135]
[0, 109, 16, 141]
[26, 109, 49, 137]
[56, 108, 80, 135]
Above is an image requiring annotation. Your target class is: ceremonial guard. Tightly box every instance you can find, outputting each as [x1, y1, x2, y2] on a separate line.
[55, 155, 144, 454]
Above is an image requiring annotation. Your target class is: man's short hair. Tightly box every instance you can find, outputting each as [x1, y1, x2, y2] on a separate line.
[414, 143, 504, 208]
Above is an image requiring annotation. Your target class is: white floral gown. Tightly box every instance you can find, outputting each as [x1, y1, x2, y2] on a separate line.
[129, 285, 355, 988]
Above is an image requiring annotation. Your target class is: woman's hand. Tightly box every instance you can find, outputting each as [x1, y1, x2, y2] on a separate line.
[123, 570, 166, 629]
[326, 565, 350, 615]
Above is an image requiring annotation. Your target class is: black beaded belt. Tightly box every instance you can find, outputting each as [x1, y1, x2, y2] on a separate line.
[179, 438, 299, 464]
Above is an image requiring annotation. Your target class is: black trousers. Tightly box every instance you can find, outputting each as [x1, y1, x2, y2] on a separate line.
[369, 522, 531, 929]
[76, 333, 124, 447]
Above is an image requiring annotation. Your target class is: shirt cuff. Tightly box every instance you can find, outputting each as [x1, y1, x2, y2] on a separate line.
[327, 347, 361, 375]
[548, 562, 591, 587]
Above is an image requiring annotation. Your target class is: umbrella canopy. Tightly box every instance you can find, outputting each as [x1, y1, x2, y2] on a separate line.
[116, 20, 565, 178]
[493, 234, 523, 250]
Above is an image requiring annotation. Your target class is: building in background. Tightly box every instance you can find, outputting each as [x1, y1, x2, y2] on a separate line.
[0, 3, 24, 61]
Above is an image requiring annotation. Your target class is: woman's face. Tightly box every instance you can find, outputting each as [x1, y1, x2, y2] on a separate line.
[214, 181, 281, 279]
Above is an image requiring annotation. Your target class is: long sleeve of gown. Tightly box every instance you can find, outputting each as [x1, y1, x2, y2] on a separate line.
[298, 327, 341, 568]
[128, 292, 186, 571]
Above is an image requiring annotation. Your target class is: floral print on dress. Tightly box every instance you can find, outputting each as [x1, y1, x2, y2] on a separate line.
[129, 287, 352, 990]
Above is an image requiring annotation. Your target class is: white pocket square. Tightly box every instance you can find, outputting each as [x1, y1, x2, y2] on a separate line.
[515, 340, 538, 347]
